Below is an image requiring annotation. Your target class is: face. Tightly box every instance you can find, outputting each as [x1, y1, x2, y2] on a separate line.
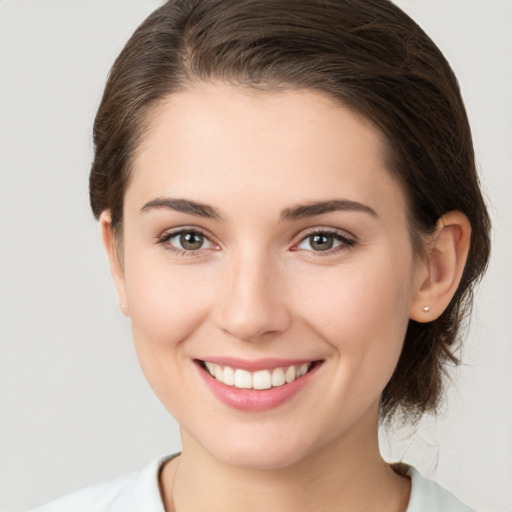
[109, 85, 425, 469]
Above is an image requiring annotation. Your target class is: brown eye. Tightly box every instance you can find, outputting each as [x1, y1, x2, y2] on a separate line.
[162, 229, 215, 253]
[309, 234, 334, 251]
[295, 230, 355, 253]
[180, 232, 204, 250]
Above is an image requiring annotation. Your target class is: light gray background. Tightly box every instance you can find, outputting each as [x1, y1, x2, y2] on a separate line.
[0, 1, 510, 511]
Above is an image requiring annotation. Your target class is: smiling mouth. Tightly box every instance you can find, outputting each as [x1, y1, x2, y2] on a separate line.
[198, 360, 321, 390]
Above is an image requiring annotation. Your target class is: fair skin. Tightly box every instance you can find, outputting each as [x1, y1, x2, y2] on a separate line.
[101, 85, 471, 512]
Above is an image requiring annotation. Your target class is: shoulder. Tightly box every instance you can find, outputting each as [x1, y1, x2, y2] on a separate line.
[406, 465, 476, 512]
[30, 455, 175, 512]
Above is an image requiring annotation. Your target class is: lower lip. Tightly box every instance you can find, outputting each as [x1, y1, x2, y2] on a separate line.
[196, 361, 321, 412]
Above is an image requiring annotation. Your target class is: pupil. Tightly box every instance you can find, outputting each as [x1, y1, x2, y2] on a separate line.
[311, 234, 333, 251]
[180, 232, 203, 250]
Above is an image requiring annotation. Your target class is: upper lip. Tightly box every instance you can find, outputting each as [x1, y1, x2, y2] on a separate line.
[195, 357, 321, 372]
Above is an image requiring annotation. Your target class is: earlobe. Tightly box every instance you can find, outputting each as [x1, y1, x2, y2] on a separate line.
[410, 211, 471, 322]
[100, 211, 129, 317]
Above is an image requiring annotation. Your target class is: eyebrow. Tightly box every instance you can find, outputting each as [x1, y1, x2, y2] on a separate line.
[140, 197, 223, 220]
[280, 199, 378, 221]
[140, 197, 377, 222]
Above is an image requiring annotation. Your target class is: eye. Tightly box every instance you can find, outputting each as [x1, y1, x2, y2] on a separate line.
[159, 229, 215, 253]
[295, 230, 355, 253]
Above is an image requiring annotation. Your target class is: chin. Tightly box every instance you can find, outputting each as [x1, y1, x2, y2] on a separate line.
[195, 426, 322, 471]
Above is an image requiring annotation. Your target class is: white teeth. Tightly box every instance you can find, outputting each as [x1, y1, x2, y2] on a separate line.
[284, 366, 296, 383]
[223, 365, 235, 386]
[203, 361, 313, 389]
[271, 367, 286, 387]
[252, 370, 272, 390]
[234, 369, 252, 389]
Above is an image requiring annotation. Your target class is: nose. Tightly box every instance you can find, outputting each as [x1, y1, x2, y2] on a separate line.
[213, 249, 292, 342]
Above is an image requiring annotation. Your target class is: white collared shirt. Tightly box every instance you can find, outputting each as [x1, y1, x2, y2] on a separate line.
[31, 455, 475, 512]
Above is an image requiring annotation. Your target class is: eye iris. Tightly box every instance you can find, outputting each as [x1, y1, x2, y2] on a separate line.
[180, 232, 204, 250]
[310, 234, 334, 251]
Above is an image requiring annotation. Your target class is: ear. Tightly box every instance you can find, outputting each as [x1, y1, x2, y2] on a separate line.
[409, 211, 471, 322]
[100, 211, 130, 317]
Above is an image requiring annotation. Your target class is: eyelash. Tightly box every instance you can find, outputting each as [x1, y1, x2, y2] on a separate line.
[157, 227, 357, 257]
[291, 228, 357, 256]
[157, 228, 217, 257]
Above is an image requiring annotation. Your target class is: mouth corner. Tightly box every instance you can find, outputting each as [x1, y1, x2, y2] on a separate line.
[195, 359, 209, 372]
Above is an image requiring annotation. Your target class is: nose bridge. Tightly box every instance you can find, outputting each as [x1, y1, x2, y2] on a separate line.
[214, 245, 290, 341]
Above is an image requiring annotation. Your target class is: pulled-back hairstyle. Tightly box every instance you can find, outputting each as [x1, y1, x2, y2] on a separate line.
[90, 0, 491, 422]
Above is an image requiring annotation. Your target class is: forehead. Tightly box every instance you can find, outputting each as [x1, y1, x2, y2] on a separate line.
[128, 85, 406, 222]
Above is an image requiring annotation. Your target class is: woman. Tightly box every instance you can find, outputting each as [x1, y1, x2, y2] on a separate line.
[32, 0, 490, 510]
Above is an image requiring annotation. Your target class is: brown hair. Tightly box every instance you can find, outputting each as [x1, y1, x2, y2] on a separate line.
[90, 0, 491, 422]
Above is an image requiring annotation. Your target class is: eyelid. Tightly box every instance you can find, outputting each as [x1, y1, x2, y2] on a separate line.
[295, 226, 357, 243]
[157, 226, 220, 255]
[155, 225, 357, 256]
[290, 227, 357, 253]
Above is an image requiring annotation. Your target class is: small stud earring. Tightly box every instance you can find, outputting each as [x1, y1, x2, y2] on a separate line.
[422, 306, 430, 313]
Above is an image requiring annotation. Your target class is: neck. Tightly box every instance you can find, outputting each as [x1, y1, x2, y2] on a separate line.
[161, 410, 410, 512]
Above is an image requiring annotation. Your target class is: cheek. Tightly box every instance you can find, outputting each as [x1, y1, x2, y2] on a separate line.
[123, 254, 213, 355]
[122, 256, 218, 415]
[292, 253, 414, 378]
